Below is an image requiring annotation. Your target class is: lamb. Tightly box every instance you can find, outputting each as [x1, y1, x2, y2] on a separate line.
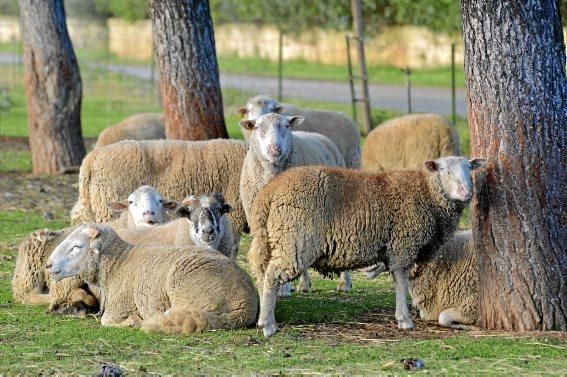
[94, 113, 165, 149]
[409, 230, 478, 330]
[239, 113, 352, 294]
[237, 95, 361, 168]
[248, 156, 486, 337]
[13, 185, 176, 308]
[45, 224, 259, 334]
[70, 139, 248, 251]
[361, 113, 460, 173]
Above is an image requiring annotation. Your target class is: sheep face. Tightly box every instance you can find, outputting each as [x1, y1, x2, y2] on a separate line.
[240, 113, 305, 165]
[237, 95, 281, 120]
[177, 194, 233, 249]
[108, 185, 177, 227]
[45, 226, 98, 282]
[425, 157, 487, 202]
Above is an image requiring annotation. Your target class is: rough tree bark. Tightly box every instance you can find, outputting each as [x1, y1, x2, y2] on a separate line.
[148, 0, 228, 140]
[19, 0, 85, 175]
[462, 0, 567, 330]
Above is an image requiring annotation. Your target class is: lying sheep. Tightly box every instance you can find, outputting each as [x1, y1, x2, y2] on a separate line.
[239, 113, 352, 294]
[13, 186, 175, 310]
[237, 95, 361, 168]
[70, 139, 248, 251]
[248, 156, 486, 337]
[94, 113, 165, 149]
[361, 113, 460, 173]
[409, 230, 478, 330]
[46, 224, 258, 334]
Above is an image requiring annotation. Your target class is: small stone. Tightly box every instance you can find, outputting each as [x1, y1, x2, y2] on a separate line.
[44, 212, 54, 220]
[401, 358, 425, 370]
[39, 187, 46, 193]
[97, 363, 123, 377]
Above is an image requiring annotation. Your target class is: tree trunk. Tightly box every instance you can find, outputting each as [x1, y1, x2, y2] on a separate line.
[462, 0, 567, 330]
[148, 0, 228, 140]
[19, 0, 85, 175]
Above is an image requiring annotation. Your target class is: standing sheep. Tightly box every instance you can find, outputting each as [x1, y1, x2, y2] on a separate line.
[409, 230, 478, 330]
[70, 139, 248, 250]
[94, 113, 165, 149]
[237, 95, 361, 168]
[13, 186, 176, 311]
[239, 113, 352, 294]
[46, 224, 259, 334]
[361, 113, 460, 172]
[248, 156, 486, 337]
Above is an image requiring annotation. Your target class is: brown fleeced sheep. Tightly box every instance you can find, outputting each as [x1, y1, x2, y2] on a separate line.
[70, 139, 248, 251]
[361, 113, 460, 172]
[46, 224, 258, 334]
[237, 95, 361, 168]
[239, 113, 352, 294]
[409, 230, 478, 330]
[248, 156, 486, 337]
[94, 113, 165, 149]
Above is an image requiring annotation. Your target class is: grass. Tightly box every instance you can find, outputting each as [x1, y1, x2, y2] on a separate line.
[1, 211, 565, 374]
[217, 55, 466, 88]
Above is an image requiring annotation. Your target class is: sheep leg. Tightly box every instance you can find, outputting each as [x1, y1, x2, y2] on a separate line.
[363, 262, 387, 279]
[392, 269, 414, 330]
[277, 282, 293, 297]
[438, 309, 479, 331]
[257, 265, 281, 337]
[336, 271, 352, 292]
[296, 270, 312, 293]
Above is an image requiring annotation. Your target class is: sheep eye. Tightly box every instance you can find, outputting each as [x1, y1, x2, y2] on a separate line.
[128, 200, 133, 204]
[159, 199, 163, 203]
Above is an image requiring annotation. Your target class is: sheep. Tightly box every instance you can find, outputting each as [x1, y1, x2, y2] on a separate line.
[13, 186, 176, 311]
[361, 113, 460, 173]
[239, 113, 352, 294]
[70, 139, 248, 252]
[237, 95, 361, 168]
[45, 224, 259, 334]
[248, 156, 486, 337]
[409, 230, 478, 330]
[94, 113, 165, 149]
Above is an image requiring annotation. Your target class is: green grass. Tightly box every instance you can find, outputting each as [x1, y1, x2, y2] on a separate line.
[1, 211, 565, 374]
[217, 55, 466, 88]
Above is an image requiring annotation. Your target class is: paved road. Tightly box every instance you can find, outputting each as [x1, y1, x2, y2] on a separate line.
[0, 53, 468, 116]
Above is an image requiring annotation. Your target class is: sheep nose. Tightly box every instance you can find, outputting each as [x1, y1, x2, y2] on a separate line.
[143, 210, 155, 216]
[45, 261, 52, 269]
[202, 226, 215, 235]
[267, 144, 282, 157]
[457, 185, 470, 197]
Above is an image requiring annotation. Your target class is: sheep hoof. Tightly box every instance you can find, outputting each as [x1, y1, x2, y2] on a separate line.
[336, 281, 352, 292]
[277, 283, 292, 297]
[262, 322, 279, 338]
[398, 320, 415, 330]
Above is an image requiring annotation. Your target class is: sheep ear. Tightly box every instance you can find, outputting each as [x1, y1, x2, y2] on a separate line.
[176, 206, 192, 218]
[84, 227, 100, 240]
[164, 200, 180, 212]
[220, 203, 233, 214]
[470, 158, 487, 170]
[240, 119, 256, 130]
[424, 160, 438, 172]
[273, 105, 283, 113]
[286, 116, 304, 128]
[236, 107, 247, 117]
[107, 201, 128, 213]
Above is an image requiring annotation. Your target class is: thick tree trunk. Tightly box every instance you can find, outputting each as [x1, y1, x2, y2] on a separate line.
[148, 0, 228, 140]
[462, 0, 567, 330]
[19, 0, 85, 175]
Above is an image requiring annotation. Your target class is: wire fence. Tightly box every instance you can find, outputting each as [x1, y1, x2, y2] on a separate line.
[0, 14, 468, 139]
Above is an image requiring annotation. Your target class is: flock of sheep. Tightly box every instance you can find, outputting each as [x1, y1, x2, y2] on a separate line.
[12, 95, 485, 337]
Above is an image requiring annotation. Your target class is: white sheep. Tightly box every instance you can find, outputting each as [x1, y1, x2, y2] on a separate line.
[239, 113, 352, 295]
[94, 113, 165, 149]
[237, 95, 361, 168]
[70, 139, 248, 252]
[409, 230, 478, 330]
[45, 224, 259, 334]
[13, 185, 176, 309]
[248, 156, 486, 337]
